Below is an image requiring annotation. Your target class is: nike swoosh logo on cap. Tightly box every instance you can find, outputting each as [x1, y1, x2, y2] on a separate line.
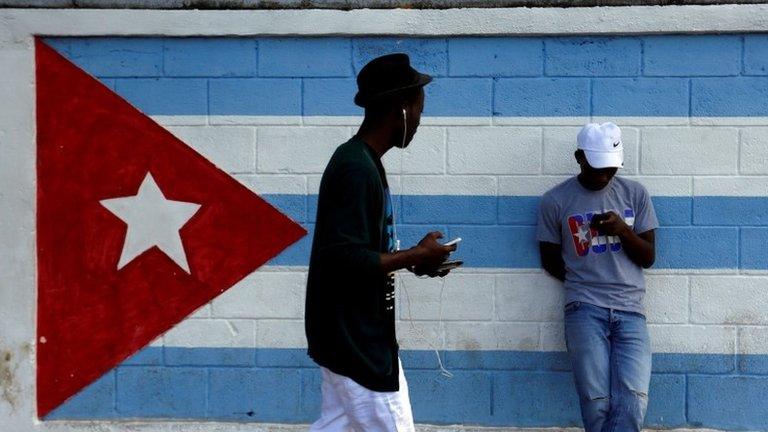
[613, 141, 621, 147]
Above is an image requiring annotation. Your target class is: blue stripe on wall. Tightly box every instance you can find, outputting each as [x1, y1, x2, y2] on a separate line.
[264, 194, 767, 269]
[44, 35, 768, 118]
[47, 347, 768, 430]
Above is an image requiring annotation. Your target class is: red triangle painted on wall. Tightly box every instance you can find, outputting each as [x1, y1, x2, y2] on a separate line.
[35, 39, 306, 417]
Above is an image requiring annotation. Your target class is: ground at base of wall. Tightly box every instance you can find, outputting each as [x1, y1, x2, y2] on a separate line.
[42, 423, 722, 432]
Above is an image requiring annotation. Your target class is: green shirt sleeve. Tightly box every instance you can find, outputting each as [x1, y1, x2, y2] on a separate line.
[315, 163, 384, 277]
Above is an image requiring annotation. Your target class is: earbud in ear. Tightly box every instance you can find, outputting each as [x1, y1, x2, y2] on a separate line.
[400, 108, 408, 149]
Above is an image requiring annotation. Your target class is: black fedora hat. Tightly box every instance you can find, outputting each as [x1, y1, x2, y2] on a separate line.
[354, 53, 433, 108]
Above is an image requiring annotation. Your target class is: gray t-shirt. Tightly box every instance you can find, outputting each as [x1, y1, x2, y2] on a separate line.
[537, 176, 659, 314]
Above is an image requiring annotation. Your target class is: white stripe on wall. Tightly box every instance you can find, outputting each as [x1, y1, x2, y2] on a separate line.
[161, 266, 763, 355]
[159, 118, 768, 197]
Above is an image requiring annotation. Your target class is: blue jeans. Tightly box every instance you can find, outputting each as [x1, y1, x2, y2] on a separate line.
[564, 302, 652, 432]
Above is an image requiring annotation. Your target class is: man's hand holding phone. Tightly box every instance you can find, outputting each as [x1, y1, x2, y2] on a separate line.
[591, 212, 630, 236]
[411, 232, 461, 277]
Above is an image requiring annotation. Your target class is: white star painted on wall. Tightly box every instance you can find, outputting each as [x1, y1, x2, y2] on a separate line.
[100, 173, 202, 273]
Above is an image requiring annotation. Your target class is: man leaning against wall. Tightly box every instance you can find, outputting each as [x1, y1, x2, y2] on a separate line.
[537, 123, 658, 432]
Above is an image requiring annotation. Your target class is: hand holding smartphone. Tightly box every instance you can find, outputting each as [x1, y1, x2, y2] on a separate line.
[590, 213, 610, 234]
[436, 238, 463, 272]
[443, 237, 462, 247]
[411, 235, 463, 276]
[436, 260, 463, 272]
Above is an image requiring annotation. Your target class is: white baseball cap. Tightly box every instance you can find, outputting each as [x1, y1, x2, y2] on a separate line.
[577, 122, 624, 169]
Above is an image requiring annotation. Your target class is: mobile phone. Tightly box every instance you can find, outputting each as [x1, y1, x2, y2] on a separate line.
[436, 260, 463, 272]
[590, 213, 610, 224]
[590, 213, 610, 234]
[443, 237, 462, 247]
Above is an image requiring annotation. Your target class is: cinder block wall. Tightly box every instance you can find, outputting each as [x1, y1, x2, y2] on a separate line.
[34, 33, 768, 430]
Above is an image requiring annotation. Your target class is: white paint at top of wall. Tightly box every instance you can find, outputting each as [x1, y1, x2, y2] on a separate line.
[3, 5, 768, 41]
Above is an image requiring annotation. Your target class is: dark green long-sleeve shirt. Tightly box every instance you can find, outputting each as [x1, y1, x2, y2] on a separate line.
[305, 135, 400, 392]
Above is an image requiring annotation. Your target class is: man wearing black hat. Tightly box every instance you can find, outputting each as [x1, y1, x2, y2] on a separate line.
[305, 53, 457, 431]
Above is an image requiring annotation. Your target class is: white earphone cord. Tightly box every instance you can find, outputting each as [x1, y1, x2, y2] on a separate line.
[398, 276, 453, 378]
[392, 108, 453, 378]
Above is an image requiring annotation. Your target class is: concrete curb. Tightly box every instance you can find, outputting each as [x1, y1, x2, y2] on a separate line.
[1, 0, 767, 9]
[35, 424, 730, 432]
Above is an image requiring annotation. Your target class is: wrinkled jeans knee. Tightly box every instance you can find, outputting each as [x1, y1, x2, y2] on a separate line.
[581, 395, 611, 431]
[626, 387, 649, 422]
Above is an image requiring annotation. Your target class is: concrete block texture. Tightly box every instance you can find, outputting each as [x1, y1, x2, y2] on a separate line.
[545, 36, 641, 77]
[16, 29, 768, 430]
[256, 126, 351, 173]
[641, 127, 739, 175]
[166, 126, 256, 173]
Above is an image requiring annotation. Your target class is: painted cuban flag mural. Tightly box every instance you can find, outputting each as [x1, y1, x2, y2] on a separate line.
[39, 36, 768, 429]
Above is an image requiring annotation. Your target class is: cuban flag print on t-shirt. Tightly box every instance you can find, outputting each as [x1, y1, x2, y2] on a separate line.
[568, 208, 636, 257]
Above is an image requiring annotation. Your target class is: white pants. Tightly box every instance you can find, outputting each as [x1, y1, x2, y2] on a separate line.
[309, 360, 415, 432]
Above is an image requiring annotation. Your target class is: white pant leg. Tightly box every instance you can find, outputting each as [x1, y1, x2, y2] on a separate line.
[336, 359, 415, 432]
[309, 367, 352, 432]
[392, 361, 415, 431]
[311, 360, 415, 432]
